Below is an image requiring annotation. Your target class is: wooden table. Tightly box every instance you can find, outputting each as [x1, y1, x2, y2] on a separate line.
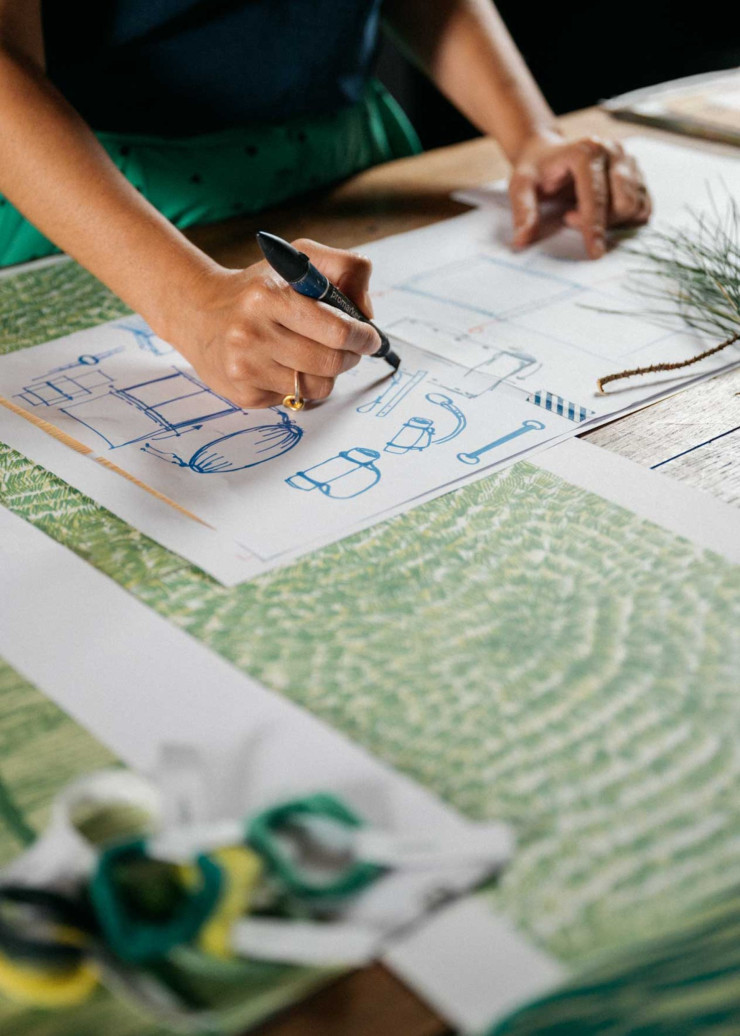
[185, 107, 738, 1036]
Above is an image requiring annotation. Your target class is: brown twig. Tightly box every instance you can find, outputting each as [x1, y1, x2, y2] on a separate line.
[597, 330, 740, 393]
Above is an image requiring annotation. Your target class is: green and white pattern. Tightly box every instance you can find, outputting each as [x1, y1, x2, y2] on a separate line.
[1, 260, 740, 1033]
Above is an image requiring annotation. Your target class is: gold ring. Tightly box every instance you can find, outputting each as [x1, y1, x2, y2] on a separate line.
[282, 370, 305, 411]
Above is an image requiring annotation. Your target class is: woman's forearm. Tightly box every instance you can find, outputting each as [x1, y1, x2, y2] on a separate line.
[383, 0, 557, 161]
[0, 43, 221, 343]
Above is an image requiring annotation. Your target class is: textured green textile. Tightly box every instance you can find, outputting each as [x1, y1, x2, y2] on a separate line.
[0, 80, 420, 267]
[1, 261, 739, 1034]
[487, 888, 740, 1035]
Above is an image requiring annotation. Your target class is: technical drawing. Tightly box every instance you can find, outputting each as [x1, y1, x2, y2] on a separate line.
[457, 418, 545, 465]
[527, 390, 594, 423]
[431, 346, 540, 400]
[16, 349, 122, 407]
[384, 393, 467, 454]
[356, 369, 428, 417]
[141, 410, 302, 474]
[286, 448, 381, 499]
[119, 317, 175, 357]
[399, 254, 580, 321]
[61, 368, 239, 449]
[384, 317, 541, 400]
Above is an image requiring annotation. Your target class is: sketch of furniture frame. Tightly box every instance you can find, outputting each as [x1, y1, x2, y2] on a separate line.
[16, 350, 121, 408]
[60, 368, 240, 449]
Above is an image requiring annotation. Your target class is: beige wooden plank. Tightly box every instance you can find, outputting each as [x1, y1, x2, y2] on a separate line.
[584, 367, 740, 506]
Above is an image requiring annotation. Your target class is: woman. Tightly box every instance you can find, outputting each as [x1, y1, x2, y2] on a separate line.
[0, 0, 650, 408]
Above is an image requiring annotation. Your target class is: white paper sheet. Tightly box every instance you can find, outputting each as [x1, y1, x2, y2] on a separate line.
[374, 138, 740, 423]
[386, 898, 564, 1034]
[0, 317, 574, 579]
[0, 504, 560, 1029]
[0, 400, 259, 585]
[1, 139, 738, 584]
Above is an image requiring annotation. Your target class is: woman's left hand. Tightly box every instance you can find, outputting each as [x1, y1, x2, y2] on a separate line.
[508, 130, 651, 259]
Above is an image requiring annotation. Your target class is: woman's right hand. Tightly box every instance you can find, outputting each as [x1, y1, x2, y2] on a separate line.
[160, 239, 382, 409]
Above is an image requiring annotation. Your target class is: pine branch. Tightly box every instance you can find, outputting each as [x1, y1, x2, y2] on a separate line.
[598, 195, 740, 391]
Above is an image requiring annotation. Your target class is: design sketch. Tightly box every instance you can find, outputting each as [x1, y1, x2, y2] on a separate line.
[399, 254, 580, 321]
[457, 418, 545, 465]
[356, 368, 428, 417]
[527, 390, 594, 423]
[286, 448, 381, 499]
[61, 368, 240, 449]
[384, 318, 541, 401]
[384, 393, 467, 454]
[16, 349, 122, 407]
[385, 416, 435, 454]
[141, 410, 302, 474]
[436, 347, 540, 398]
[119, 317, 175, 357]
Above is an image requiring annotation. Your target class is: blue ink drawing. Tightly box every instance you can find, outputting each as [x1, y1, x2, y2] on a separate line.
[286, 448, 381, 499]
[527, 390, 594, 423]
[60, 367, 240, 449]
[119, 316, 175, 357]
[457, 418, 545, 465]
[433, 346, 540, 399]
[356, 369, 428, 417]
[141, 409, 302, 473]
[384, 392, 467, 454]
[385, 416, 435, 454]
[16, 349, 123, 407]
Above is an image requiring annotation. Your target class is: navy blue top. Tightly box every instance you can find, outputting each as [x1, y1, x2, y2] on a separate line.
[42, 1, 383, 135]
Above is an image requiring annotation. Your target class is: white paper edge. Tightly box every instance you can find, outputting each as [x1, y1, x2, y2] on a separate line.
[0, 404, 256, 586]
[0, 505, 561, 1031]
[385, 897, 564, 1034]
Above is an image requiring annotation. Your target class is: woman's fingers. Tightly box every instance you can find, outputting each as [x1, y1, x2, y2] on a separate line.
[565, 140, 610, 259]
[605, 147, 652, 226]
[242, 364, 342, 405]
[273, 282, 381, 357]
[228, 330, 362, 406]
[275, 329, 362, 380]
[512, 135, 653, 258]
[293, 238, 376, 318]
[509, 169, 540, 248]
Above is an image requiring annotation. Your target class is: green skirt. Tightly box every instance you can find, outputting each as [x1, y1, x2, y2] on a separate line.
[0, 80, 420, 268]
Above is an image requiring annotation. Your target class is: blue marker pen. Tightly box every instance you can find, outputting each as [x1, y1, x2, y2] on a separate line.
[256, 231, 400, 371]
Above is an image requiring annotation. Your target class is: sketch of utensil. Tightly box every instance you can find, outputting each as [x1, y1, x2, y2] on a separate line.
[356, 369, 428, 417]
[385, 416, 435, 454]
[141, 410, 302, 473]
[286, 448, 381, 499]
[384, 394, 467, 455]
[456, 418, 546, 465]
[424, 393, 467, 443]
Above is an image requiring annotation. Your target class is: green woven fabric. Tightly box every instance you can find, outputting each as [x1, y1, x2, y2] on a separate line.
[1, 260, 739, 1033]
[487, 887, 740, 1035]
[0, 80, 420, 266]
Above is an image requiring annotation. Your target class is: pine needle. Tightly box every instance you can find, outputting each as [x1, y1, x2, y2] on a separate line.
[597, 193, 740, 392]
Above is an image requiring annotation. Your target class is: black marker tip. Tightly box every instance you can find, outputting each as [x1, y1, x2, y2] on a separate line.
[386, 349, 401, 371]
[256, 231, 309, 283]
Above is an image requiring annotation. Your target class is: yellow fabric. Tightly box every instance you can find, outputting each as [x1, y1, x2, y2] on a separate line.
[0, 952, 98, 1007]
[198, 847, 263, 959]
